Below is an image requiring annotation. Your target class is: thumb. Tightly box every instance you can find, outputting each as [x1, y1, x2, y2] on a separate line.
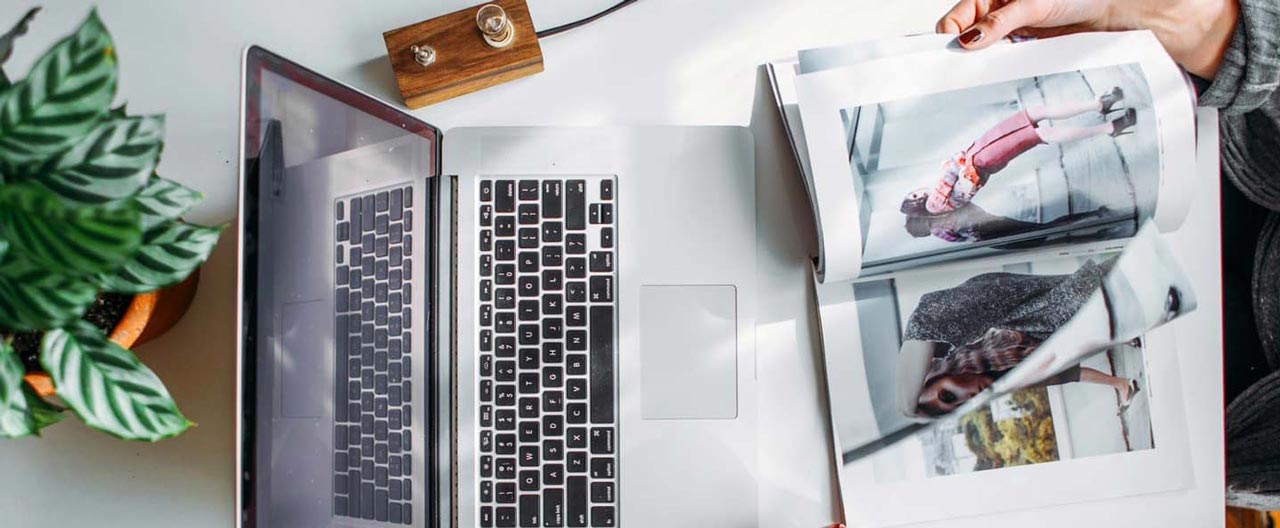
[957, 0, 1045, 49]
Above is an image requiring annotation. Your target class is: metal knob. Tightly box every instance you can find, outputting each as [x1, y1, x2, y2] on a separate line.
[476, 4, 515, 48]
[410, 44, 436, 67]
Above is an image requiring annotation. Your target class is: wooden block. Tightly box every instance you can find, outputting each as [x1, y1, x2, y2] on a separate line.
[383, 0, 543, 109]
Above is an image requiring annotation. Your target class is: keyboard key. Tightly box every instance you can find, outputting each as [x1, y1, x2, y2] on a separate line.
[591, 457, 615, 479]
[600, 179, 614, 200]
[566, 402, 586, 424]
[566, 329, 587, 351]
[520, 494, 540, 526]
[518, 180, 539, 200]
[495, 240, 515, 261]
[568, 353, 586, 374]
[518, 228, 539, 249]
[480, 204, 493, 226]
[566, 282, 587, 303]
[544, 487, 564, 527]
[520, 445, 540, 467]
[589, 277, 613, 303]
[480, 180, 493, 202]
[496, 506, 517, 527]
[496, 215, 516, 237]
[518, 204, 539, 225]
[591, 506, 616, 527]
[541, 246, 563, 267]
[567, 451, 588, 472]
[518, 300, 540, 321]
[495, 264, 516, 285]
[566, 180, 586, 230]
[567, 378, 587, 400]
[543, 390, 564, 413]
[535, 222, 562, 247]
[590, 427, 615, 454]
[496, 482, 517, 504]
[588, 251, 613, 273]
[518, 252, 539, 273]
[496, 288, 516, 309]
[591, 482, 614, 503]
[496, 457, 516, 479]
[566, 258, 587, 279]
[495, 180, 516, 212]
[542, 181, 562, 218]
[567, 477, 588, 527]
[496, 433, 517, 454]
[565, 234, 586, 255]
[481, 506, 493, 527]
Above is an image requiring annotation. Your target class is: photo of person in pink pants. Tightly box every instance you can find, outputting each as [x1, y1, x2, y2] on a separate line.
[899, 87, 1137, 219]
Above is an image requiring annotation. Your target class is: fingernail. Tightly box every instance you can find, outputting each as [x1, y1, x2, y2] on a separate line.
[958, 28, 984, 46]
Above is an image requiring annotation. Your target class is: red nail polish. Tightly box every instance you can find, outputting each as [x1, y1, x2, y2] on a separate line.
[959, 28, 984, 45]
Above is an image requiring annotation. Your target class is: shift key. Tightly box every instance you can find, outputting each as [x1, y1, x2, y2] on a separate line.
[566, 180, 585, 230]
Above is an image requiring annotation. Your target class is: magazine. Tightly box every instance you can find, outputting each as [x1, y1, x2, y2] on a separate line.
[767, 31, 1211, 526]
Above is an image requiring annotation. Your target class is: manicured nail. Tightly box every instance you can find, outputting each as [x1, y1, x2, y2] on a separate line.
[958, 28, 984, 46]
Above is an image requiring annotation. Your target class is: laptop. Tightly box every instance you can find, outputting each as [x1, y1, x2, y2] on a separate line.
[236, 46, 760, 527]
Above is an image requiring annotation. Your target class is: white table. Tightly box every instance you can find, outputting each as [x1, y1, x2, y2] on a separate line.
[0, 1, 1224, 527]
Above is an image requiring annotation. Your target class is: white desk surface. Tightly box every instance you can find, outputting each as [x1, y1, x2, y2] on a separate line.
[0, 1, 1224, 527]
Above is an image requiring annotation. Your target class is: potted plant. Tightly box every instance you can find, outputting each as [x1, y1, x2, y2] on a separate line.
[0, 8, 223, 441]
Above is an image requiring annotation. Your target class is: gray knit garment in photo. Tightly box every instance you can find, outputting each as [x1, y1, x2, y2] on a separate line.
[1197, 0, 1280, 511]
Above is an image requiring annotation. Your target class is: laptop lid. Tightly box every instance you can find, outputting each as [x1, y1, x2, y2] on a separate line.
[237, 46, 441, 527]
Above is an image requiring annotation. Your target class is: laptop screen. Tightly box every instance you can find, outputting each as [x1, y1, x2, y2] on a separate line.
[240, 46, 439, 527]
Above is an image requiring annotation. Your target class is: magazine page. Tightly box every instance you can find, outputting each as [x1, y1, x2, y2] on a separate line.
[795, 31, 1196, 283]
[768, 34, 951, 280]
[814, 224, 1195, 526]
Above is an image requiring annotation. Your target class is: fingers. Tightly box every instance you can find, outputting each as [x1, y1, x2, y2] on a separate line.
[957, 0, 1049, 49]
[936, 0, 985, 34]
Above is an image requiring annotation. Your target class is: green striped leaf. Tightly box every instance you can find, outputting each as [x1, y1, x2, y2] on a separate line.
[134, 175, 201, 231]
[40, 321, 190, 441]
[0, 340, 35, 438]
[0, 262, 97, 330]
[33, 115, 163, 205]
[0, 238, 7, 262]
[26, 384, 65, 433]
[0, 182, 142, 276]
[26, 385, 65, 432]
[95, 220, 223, 293]
[0, 10, 116, 166]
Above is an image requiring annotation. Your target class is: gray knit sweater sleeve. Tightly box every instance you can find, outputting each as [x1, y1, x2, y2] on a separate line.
[1201, 0, 1280, 511]
[1197, 0, 1280, 210]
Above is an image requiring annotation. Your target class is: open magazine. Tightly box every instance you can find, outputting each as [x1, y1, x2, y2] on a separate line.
[767, 32, 1211, 526]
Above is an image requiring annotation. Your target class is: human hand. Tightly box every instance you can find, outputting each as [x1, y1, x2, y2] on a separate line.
[935, 0, 1239, 78]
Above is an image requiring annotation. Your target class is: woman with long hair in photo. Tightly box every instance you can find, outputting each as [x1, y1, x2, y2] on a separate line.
[901, 202, 1112, 245]
[900, 88, 1136, 217]
[893, 255, 1186, 419]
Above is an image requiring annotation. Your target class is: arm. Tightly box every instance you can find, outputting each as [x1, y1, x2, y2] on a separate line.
[1198, 0, 1280, 210]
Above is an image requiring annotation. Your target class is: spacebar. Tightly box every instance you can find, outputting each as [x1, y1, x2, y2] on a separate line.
[589, 305, 615, 423]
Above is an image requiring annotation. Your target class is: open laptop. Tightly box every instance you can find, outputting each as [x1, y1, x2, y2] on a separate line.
[236, 47, 760, 527]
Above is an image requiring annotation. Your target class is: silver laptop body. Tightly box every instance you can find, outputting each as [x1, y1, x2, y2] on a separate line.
[238, 46, 760, 528]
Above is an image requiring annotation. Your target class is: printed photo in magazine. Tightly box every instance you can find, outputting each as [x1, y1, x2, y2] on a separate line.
[816, 225, 1196, 527]
[792, 31, 1196, 283]
[844, 64, 1155, 271]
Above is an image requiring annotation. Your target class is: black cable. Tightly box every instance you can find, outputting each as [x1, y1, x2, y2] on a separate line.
[535, 0, 638, 38]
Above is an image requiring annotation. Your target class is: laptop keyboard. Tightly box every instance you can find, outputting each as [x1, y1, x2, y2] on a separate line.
[476, 178, 618, 527]
[333, 186, 415, 525]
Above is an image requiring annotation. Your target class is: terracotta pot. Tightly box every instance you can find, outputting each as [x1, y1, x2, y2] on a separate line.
[24, 270, 201, 398]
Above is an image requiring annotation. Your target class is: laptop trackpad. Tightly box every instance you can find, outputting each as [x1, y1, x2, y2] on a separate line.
[640, 285, 737, 420]
[280, 300, 325, 418]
